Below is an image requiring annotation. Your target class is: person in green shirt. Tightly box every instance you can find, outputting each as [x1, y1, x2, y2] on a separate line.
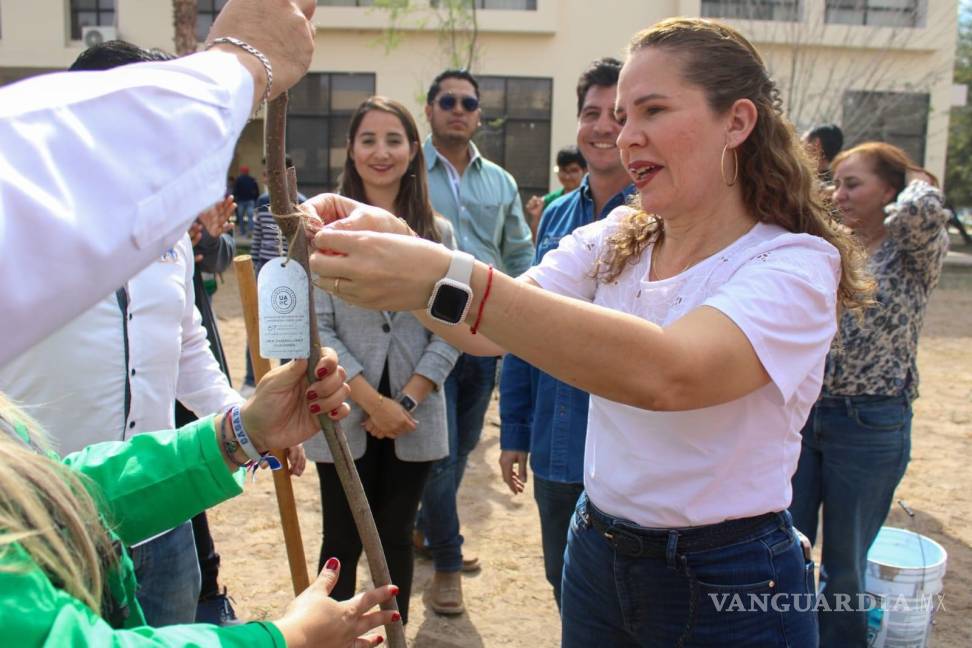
[524, 146, 587, 239]
[0, 352, 398, 648]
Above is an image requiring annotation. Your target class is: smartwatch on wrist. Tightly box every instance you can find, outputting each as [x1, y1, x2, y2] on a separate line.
[397, 393, 418, 413]
[427, 250, 474, 326]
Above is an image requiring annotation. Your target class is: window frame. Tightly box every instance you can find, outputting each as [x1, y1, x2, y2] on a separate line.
[700, 0, 802, 22]
[285, 71, 377, 196]
[69, 0, 115, 41]
[842, 89, 930, 165]
[474, 75, 553, 205]
[195, 0, 228, 42]
[824, 0, 922, 28]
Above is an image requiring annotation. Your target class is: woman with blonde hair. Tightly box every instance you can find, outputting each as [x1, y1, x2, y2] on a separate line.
[0, 356, 399, 647]
[304, 17, 871, 647]
[790, 141, 949, 647]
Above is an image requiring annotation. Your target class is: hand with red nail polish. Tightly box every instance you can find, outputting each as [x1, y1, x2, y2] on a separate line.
[233, 348, 351, 462]
[274, 555, 400, 648]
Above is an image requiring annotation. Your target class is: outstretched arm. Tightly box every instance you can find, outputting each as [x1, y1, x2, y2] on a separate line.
[305, 204, 786, 411]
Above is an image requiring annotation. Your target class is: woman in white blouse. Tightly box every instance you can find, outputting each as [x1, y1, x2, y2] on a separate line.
[305, 18, 871, 647]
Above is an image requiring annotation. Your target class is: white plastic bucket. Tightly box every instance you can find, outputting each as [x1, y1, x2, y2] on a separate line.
[865, 527, 947, 648]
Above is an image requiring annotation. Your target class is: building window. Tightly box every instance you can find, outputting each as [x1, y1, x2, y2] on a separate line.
[70, 0, 115, 41]
[476, 0, 537, 8]
[286, 72, 376, 197]
[317, 0, 375, 6]
[474, 76, 552, 205]
[842, 90, 929, 165]
[196, 0, 228, 42]
[431, 0, 537, 9]
[825, 0, 921, 27]
[700, 0, 801, 21]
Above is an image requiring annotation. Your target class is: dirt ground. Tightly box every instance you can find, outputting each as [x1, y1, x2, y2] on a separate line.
[208, 257, 972, 647]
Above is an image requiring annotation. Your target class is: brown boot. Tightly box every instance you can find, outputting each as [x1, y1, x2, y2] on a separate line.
[428, 570, 464, 615]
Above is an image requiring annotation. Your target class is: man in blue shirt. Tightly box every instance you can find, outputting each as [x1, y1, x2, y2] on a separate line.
[498, 57, 634, 610]
[417, 68, 534, 616]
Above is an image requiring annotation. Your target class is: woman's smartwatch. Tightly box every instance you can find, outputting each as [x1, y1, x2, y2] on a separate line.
[397, 393, 418, 413]
[427, 250, 474, 325]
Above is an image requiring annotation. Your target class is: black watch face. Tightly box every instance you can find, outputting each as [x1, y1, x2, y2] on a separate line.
[400, 395, 418, 412]
[430, 284, 470, 323]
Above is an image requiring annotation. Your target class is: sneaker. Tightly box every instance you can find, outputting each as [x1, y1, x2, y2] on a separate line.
[196, 588, 243, 626]
[239, 383, 256, 398]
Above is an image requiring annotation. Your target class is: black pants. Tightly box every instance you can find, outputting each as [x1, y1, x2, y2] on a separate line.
[316, 434, 433, 624]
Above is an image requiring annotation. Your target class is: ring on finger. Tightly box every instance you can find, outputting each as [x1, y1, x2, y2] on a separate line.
[333, 277, 341, 295]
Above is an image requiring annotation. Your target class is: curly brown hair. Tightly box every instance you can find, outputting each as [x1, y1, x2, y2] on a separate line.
[597, 18, 872, 313]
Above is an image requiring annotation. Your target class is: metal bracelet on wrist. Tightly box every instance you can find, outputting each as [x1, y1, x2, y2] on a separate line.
[206, 36, 273, 104]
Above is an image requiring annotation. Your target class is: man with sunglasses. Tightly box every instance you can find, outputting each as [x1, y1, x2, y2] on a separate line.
[416, 69, 534, 616]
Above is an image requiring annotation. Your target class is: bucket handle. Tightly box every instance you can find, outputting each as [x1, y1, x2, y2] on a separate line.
[897, 500, 929, 595]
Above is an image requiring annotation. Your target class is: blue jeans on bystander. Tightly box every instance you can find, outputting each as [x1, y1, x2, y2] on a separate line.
[236, 199, 257, 235]
[416, 353, 497, 572]
[130, 520, 201, 626]
[789, 394, 912, 647]
[532, 475, 584, 609]
[561, 493, 818, 647]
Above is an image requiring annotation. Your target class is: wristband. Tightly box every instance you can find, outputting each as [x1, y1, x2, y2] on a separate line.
[206, 37, 273, 104]
[220, 413, 248, 469]
[229, 405, 282, 471]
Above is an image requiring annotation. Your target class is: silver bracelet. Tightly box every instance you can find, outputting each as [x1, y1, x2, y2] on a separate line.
[206, 36, 273, 104]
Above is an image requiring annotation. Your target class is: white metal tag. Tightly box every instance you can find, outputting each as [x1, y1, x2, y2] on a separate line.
[258, 257, 310, 359]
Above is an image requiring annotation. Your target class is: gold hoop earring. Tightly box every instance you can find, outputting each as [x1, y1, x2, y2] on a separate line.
[721, 144, 738, 187]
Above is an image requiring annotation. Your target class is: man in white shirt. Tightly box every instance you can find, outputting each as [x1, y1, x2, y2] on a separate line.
[0, 30, 308, 626]
[0, 0, 316, 367]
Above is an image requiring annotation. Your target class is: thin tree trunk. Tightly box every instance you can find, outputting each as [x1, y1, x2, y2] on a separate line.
[173, 0, 197, 56]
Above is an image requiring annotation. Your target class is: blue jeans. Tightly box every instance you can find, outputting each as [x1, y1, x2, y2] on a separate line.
[562, 494, 817, 647]
[789, 394, 912, 647]
[416, 353, 497, 572]
[237, 199, 256, 235]
[130, 521, 201, 626]
[532, 475, 584, 609]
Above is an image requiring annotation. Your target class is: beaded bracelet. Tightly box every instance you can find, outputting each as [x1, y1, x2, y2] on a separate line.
[206, 37, 273, 105]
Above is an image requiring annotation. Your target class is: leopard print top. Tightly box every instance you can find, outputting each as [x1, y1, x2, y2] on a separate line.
[822, 181, 949, 402]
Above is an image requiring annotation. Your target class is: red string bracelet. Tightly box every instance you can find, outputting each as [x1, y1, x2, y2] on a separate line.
[470, 265, 494, 335]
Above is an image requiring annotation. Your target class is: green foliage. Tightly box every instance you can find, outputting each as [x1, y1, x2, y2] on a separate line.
[947, 5, 972, 204]
[371, 0, 480, 71]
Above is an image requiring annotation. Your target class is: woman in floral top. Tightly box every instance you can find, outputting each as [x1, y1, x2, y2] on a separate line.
[790, 142, 949, 647]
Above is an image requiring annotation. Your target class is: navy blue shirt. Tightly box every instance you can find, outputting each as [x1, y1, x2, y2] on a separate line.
[499, 175, 636, 484]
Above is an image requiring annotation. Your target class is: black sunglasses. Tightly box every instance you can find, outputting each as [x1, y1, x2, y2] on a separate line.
[437, 93, 480, 113]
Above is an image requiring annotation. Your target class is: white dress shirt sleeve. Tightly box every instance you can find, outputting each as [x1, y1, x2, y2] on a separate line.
[0, 51, 254, 367]
[173, 238, 244, 416]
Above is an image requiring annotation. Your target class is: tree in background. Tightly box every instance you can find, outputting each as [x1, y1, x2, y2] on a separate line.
[173, 0, 198, 56]
[374, 0, 480, 71]
[947, 3, 972, 205]
[705, 0, 955, 167]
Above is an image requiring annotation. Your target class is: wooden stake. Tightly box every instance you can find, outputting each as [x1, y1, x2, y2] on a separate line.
[234, 254, 310, 596]
[265, 93, 407, 647]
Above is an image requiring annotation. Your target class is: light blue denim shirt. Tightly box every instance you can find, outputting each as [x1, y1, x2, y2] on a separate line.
[423, 136, 534, 276]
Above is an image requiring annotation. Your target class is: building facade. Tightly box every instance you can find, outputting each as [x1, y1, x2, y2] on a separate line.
[0, 0, 957, 195]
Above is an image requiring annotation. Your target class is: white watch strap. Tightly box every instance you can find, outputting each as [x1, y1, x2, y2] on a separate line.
[445, 250, 475, 286]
